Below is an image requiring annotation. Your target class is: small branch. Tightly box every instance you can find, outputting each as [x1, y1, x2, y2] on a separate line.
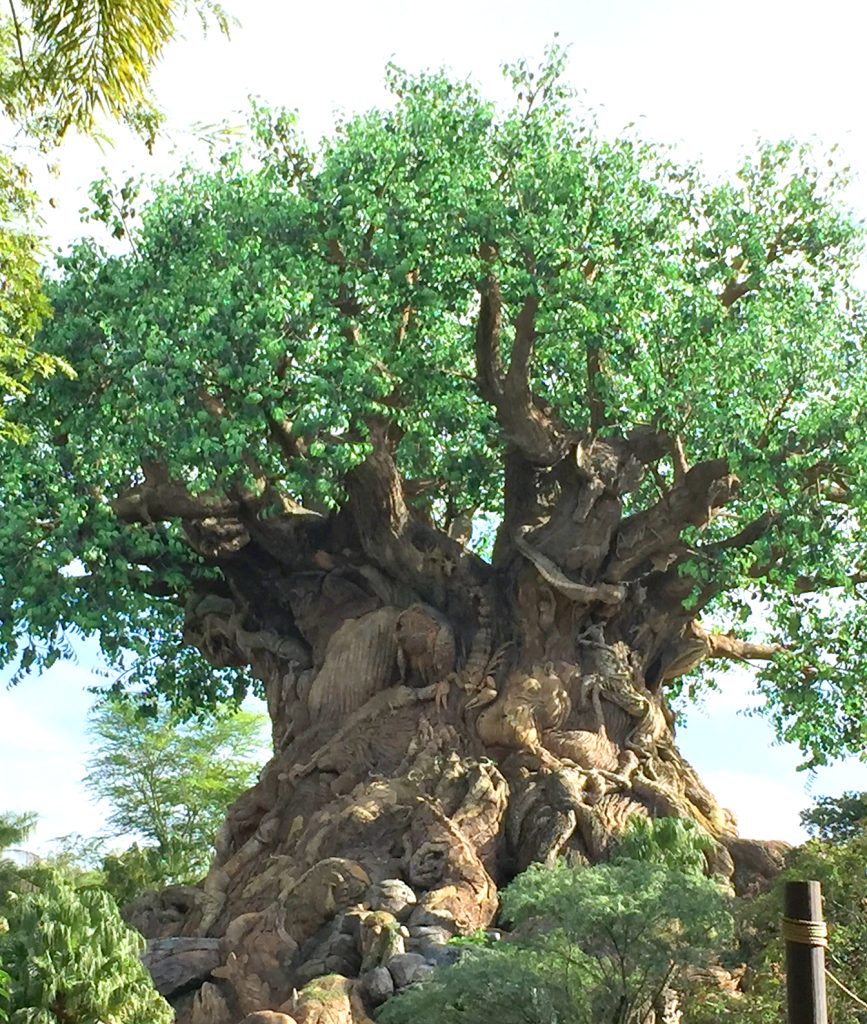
[672, 434, 689, 483]
[720, 277, 753, 308]
[8, 0, 29, 80]
[794, 570, 867, 594]
[658, 620, 782, 683]
[705, 512, 779, 553]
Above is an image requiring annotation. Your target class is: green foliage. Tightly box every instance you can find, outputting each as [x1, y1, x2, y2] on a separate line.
[0, 0, 231, 145]
[800, 790, 867, 844]
[687, 798, 867, 1024]
[84, 697, 266, 886]
[0, 50, 865, 762]
[614, 815, 714, 874]
[0, 812, 171, 1024]
[0, 812, 36, 854]
[0, 0, 231, 441]
[382, 820, 733, 1024]
[0, 870, 172, 1024]
[771, 831, 867, 1018]
[0, 154, 64, 443]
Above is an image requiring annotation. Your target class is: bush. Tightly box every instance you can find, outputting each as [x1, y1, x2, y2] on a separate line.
[381, 818, 733, 1024]
[0, 813, 172, 1024]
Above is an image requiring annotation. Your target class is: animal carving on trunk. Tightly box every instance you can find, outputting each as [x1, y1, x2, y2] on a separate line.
[396, 603, 457, 708]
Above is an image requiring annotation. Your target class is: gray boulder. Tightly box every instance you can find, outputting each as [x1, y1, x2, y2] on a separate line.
[142, 936, 221, 998]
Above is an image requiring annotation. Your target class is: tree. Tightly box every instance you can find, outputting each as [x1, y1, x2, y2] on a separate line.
[800, 790, 867, 844]
[381, 818, 734, 1024]
[1, 48, 865, 1017]
[0, 0, 231, 145]
[0, 813, 172, 1024]
[686, 806, 867, 1024]
[84, 698, 266, 886]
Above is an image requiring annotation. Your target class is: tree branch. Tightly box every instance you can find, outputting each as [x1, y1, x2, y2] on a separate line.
[605, 459, 738, 581]
[473, 262, 568, 467]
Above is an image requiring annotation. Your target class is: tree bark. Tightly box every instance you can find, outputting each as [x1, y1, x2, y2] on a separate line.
[121, 440, 784, 1024]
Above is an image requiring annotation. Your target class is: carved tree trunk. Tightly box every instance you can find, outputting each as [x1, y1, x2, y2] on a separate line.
[123, 424, 786, 1024]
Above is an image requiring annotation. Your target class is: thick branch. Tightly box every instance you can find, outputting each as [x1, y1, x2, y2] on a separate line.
[514, 526, 626, 607]
[344, 420, 417, 574]
[702, 629, 783, 663]
[605, 459, 738, 581]
[113, 476, 240, 525]
[705, 512, 779, 554]
[658, 621, 782, 683]
[474, 260, 568, 467]
[504, 294, 539, 405]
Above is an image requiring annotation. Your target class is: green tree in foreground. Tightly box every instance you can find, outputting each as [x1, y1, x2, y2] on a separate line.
[382, 818, 733, 1024]
[84, 698, 266, 888]
[0, 813, 172, 1024]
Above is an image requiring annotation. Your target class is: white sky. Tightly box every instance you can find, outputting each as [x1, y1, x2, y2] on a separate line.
[3, 0, 867, 850]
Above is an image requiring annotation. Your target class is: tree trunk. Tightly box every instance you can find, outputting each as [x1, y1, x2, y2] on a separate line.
[122, 436, 786, 1024]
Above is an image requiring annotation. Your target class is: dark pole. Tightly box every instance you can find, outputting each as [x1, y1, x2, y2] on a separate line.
[783, 880, 828, 1024]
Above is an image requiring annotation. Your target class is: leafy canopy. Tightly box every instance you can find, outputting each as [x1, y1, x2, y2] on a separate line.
[83, 698, 266, 884]
[0, 0, 231, 145]
[800, 790, 867, 844]
[1, 49, 866, 763]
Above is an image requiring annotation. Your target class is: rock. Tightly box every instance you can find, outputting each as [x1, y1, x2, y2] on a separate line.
[238, 1014, 298, 1024]
[406, 906, 458, 932]
[294, 959, 327, 986]
[412, 963, 436, 984]
[293, 974, 370, 1024]
[143, 936, 221, 997]
[326, 934, 358, 960]
[721, 837, 790, 896]
[187, 981, 233, 1024]
[280, 859, 371, 946]
[421, 945, 460, 968]
[408, 924, 452, 947]
[485, 929, 502, 942]
[386, 952, 426, 989]
[124, 885, 203, 940]
[325, 955, 356, 975]
[361, 966, 394, 1005]
[366, 879, 417, 920]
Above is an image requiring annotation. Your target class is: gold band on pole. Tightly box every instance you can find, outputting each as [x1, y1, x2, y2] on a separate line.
[781, 916, 828, 947]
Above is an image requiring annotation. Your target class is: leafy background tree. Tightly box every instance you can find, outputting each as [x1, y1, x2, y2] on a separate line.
[683, 791, 867, 1024]
[83, 698, 266, 889]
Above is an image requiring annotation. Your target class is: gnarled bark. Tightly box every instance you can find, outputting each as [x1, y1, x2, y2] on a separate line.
[124, 428, 784, 1024]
